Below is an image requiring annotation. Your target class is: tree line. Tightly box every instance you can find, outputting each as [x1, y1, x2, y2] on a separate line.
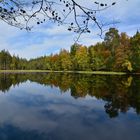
[0, 28, 140, 72]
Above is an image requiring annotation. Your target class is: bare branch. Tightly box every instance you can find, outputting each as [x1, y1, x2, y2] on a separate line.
[0, 0, 118, 37]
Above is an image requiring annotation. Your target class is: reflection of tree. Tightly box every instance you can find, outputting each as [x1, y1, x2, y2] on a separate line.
[0, 73, 140, 118]
[0, 73, 28, 92]
[0, 74, 11, 92]
[104, 102, 119, 118]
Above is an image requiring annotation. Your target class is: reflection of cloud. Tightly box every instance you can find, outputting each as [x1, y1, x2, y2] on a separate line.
[0, 82, 103, 134]
[0, 81, 140, 140]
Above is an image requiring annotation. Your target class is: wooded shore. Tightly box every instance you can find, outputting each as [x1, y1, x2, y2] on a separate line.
[0, 70, 127, 75]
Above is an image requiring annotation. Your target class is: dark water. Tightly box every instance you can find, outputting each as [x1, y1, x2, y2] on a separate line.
[0, 73, 140, 140]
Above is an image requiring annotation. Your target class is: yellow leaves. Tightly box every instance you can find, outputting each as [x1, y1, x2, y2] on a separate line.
[122, 76, 133, 88]
[122, 60, 133, 72]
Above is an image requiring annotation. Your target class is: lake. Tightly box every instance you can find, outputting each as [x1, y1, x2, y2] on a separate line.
[0, 73, 140, 140]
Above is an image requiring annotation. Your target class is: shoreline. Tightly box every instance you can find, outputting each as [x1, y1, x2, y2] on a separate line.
[0, 70, 128, 75]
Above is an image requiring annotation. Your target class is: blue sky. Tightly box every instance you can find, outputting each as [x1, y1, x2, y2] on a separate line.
[0, 0, 140, 59]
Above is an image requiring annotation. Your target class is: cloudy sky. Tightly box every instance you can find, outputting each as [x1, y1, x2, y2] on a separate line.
[0, 0, 140, 59]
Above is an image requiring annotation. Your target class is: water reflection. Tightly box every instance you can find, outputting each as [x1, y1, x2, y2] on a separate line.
[0, 73, 140, 117]
[0, 73, 140, 140]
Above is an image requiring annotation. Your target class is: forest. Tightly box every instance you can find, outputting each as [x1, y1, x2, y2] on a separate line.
[0, 28, 140, 72]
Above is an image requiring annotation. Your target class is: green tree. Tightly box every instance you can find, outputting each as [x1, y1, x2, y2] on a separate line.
[114, 33, 132, 72]
[89, 43, 107, 70]
[59, 49, 72, 71]
[50, 54, 61, 70]
[104, 28, 120, 70]
[70, 44, 80, 70]
[10, 55, 18, 70]
[0, 50, 12, 70]
[130, 31, 140, 72]
[75, 46, 90, 70]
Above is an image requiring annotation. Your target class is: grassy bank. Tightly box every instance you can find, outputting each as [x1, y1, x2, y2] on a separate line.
[0, 70, 127, 75]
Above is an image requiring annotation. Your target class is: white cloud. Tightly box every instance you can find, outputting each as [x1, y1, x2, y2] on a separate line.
[0, 0, 140, 59]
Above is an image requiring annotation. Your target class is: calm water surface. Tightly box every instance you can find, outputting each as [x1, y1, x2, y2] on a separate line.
[0, 73, 140, 140]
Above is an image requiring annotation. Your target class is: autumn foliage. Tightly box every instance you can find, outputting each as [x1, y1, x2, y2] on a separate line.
[0, 28, 140, 72]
